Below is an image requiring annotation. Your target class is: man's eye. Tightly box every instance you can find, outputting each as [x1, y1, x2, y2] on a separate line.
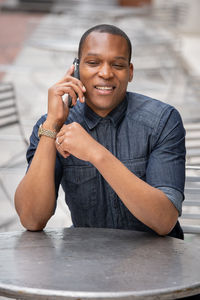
[87, 61, 98, 66]
[113, 64, 125, 69]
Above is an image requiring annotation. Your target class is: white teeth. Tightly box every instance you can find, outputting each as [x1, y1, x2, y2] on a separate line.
[96, 86, 113, 90]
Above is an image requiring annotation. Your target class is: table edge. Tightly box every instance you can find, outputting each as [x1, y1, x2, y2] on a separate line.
[0, 282, 200, 299]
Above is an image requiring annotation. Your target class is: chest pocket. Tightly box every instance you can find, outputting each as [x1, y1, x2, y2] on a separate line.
[62, 166, 97, 210]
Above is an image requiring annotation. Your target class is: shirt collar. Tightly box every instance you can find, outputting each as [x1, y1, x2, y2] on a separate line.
[84, 95, 128, 130]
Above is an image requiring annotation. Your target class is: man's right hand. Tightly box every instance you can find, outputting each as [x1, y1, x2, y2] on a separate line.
[46, 65, 86, 131]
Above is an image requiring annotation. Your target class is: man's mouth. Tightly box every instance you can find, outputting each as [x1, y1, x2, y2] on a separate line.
[95, 86, 115, 90]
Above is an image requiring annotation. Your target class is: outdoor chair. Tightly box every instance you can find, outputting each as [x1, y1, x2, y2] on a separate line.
[184, 118, 200, 166]
[180, 166, 200, 234]
[0, 82, 28, 230]
[0, 81, 28, 167]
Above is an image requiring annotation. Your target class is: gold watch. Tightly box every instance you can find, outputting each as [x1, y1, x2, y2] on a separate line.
[38, 124, 57, 139]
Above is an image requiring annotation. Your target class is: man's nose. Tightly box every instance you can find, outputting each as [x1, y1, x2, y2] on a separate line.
[98, 63, 114, 79]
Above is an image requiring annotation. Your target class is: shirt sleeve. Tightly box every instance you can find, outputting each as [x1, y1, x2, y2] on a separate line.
[146, 107, 186, 216]
[26, 115, 63, 205]
[157, 186, 183, 216]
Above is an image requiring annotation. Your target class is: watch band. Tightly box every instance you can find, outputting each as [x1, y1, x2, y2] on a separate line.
[38, 124, 57, 139]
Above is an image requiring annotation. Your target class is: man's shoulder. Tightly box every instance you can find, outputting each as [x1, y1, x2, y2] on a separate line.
[126, 91, 173, 113]
[126, 92, 177, 128]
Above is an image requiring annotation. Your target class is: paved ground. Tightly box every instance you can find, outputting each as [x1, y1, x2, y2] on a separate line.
[0, 0, 200, 233]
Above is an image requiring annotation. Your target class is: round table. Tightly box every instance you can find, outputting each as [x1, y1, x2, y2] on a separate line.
[0, 228, 200, 299]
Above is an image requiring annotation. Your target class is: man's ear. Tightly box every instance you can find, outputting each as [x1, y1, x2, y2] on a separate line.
[129, 63, 134, 82]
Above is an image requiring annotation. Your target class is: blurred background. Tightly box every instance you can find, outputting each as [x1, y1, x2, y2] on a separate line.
[0, 0, 200, 233]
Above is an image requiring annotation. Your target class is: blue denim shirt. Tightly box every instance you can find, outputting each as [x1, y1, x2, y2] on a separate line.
[27, 92, 185, 239]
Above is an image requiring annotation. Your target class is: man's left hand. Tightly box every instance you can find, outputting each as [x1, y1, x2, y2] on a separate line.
[55, 122, 99, 161]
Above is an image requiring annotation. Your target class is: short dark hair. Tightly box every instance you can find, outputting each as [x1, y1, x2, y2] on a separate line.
[78, 24, 132, 63]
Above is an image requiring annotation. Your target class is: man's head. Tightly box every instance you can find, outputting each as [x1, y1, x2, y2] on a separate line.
[78, 24, 134, 117]
[78, 24, 132, 63]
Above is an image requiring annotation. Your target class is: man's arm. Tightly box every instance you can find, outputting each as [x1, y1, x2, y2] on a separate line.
[90, 146, 179, 236]
[56, 116, 185, 236]
[14, 66, 86, 231]
[15, 131, 58, 231]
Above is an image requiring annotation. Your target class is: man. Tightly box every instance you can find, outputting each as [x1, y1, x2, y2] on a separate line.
[15, 24, 185, 239]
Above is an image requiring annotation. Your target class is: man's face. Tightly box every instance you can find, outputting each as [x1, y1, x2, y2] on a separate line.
[79, 32, 133, 117]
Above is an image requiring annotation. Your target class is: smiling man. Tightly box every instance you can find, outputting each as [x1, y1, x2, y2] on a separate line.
[15, 24, 185, 239]
[79, 30, 133, 116]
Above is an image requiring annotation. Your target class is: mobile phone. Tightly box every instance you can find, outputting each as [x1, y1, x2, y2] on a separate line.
[68, 58, 80, 108]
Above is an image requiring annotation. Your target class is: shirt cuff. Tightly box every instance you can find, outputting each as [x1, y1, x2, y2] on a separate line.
[157, 186, 184, 216]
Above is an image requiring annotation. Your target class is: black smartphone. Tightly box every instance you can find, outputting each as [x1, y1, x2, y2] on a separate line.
[68, 58, 80, 108]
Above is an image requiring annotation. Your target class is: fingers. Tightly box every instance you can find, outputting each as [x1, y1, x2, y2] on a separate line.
[54, 82, 85, 107]
[57, 81, 85, 107]
[63, 81, 85, 104]
[55, 134, 70, 158]
[61, 85, 79, 107]
[60, 65, 86, 93]
[53, 65, 86, 108]
[55, 122, 96, 162]
[59, 65, 82, 89]
[56, 124, 68, 138]
[55, 124, 72, 158]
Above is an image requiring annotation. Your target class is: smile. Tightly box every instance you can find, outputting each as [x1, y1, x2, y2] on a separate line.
[95, 86, 115, 90]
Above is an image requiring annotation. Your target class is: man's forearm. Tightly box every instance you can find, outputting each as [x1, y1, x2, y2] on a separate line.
[15, 136, 57, 231]
[90, 145, 178, 236]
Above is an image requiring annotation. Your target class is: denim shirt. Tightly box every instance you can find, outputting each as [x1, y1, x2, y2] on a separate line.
[27, 92, 186, 239]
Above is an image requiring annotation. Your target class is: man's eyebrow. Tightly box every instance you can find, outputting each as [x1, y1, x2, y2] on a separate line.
[85, 53, 99, 57]
[114, 56, 127, 61]
[85, 53, 128, 61]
